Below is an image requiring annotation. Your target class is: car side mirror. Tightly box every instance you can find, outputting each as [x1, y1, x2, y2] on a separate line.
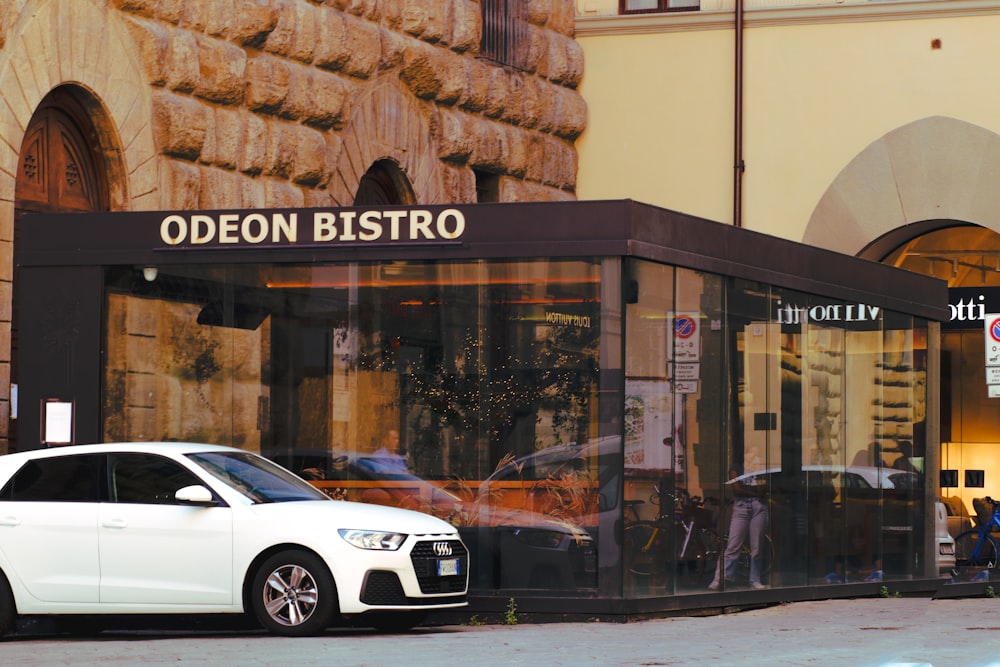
[175, 484, 217, 505]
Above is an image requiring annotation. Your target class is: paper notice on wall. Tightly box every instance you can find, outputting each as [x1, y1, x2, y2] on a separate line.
[43, 400, 73, 444]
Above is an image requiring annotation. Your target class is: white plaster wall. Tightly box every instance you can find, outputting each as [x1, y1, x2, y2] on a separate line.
[576, 5, 1000, 250]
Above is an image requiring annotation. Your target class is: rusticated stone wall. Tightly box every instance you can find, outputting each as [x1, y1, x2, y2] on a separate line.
[0, 0, 587, 453]
[118, 0, 585, 206]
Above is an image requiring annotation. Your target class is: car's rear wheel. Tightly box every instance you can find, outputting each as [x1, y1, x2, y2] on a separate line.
[251, 550, 337, 636]
[0, 571, 15, 638]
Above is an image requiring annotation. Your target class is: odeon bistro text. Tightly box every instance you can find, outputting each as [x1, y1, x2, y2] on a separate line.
[159, 209, 466, 246]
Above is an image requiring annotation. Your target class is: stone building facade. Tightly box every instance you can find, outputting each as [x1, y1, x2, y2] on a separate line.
[0, 0, 586, 454]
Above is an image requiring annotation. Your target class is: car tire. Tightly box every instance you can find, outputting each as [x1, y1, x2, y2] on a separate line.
[250, 550, 338, 637]
[0, 571, 15, 638]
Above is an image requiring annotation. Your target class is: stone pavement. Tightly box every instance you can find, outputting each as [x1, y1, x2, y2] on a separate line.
[4, 597, 1000, 667]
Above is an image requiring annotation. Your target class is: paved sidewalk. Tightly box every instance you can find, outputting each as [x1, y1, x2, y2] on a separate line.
[3, 598, 1000, 667]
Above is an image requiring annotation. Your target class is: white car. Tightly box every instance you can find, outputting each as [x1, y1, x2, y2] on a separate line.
[0, 442, 468, 637]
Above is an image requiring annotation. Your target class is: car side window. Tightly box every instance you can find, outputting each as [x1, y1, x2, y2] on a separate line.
[843, 473, 871, 490]
[110, 453, 203, 504]
[0, 454, 104, 502]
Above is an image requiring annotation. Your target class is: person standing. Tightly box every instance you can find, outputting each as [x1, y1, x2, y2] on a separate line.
[709, 468, 769, 590]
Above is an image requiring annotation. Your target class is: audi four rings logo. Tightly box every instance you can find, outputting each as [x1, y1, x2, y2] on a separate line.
[433, 541, 453, 557]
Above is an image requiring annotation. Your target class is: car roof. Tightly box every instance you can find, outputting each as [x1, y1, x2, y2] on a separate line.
[733, 465, 917, 487]
[0, 441, 239, 463]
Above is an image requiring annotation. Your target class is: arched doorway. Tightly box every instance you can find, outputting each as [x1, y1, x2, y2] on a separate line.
[13, 87, 110, 452]
[880, 224, 1000, 534]
[354, 159, 416, 206]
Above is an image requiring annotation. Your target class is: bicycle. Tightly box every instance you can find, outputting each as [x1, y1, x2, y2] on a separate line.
[623, 487, 719, 588]
[954, 496, 1000, 575]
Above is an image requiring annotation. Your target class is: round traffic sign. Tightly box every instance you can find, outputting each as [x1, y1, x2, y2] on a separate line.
[991, 317, 1000, 343]
[675, 315, 696, 339]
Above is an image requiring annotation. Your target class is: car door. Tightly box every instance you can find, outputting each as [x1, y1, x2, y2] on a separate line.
[98, 453, 234, 606]
[0, 453, 103, 603]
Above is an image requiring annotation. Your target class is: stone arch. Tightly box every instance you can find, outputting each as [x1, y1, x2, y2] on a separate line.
[0, 0, 159, 214]
[329, 78, 446, 206]
[803, 116, 1000, 258]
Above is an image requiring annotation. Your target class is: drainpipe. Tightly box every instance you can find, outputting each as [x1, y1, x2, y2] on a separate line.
[733, 0, 745, 228]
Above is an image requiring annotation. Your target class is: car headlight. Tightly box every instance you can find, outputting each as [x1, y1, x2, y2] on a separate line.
[338, 529, 407, 550]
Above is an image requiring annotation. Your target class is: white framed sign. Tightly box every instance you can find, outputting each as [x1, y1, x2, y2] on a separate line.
[41, 399, 73, 445]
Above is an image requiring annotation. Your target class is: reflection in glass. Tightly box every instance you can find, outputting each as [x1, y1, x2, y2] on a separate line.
[103, 259, 606, 595]
[100, 255, 932, 600]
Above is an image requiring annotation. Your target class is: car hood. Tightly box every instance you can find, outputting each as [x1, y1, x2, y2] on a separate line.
[471, 502, 593, 538]
[247, 499, 460, 535]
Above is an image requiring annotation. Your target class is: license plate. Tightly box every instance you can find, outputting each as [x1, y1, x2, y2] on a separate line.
[437, 558, 460, 576]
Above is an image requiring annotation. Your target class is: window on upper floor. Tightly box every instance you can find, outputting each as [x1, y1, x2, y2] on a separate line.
[620, 0, 700, 13]
[480, 0, 529, 69]
[475, 170, 501, 202]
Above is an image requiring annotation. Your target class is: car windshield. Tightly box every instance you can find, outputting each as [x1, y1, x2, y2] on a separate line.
[188, 451, 330, 504]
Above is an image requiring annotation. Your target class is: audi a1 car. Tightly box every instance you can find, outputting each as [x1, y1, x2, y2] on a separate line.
[0, 442, 468, 637]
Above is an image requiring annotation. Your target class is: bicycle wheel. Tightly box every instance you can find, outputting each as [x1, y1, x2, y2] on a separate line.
[955, 530, 999, 568]
[686, 528, 721, 585]
[623, 521, 660, 579]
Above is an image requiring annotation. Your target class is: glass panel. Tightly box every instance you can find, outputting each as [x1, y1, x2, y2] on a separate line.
[622, 260, 725, 596]
[103, 259, 604, 595]
[877, 311, 925, 581]
[801, 296, 850, 585]
[719, 279, 778, 591]
[940, 329, 991, 557]
[103, 266, 265, 449]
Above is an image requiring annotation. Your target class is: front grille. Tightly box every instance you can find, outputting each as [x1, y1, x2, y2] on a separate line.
[410, 539, 469, 595]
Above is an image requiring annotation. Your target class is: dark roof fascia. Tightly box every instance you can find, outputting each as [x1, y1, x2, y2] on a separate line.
[623, 200, 949, 322]
[16, 199, 947, 322]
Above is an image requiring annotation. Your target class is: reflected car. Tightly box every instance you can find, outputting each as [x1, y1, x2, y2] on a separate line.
[731, 465, 919, 491]
[273, 450, 597, 591]
[478, 437, 622, 530]
[0, 442, 468, 638]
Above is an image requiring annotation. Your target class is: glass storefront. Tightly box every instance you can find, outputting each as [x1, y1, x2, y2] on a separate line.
[102, 259, 612, 594]
[17, 201, 947, 611]
[622, 263, 930, 595]
[97, 255, 933, 599]
[883, 225, 1000, 575]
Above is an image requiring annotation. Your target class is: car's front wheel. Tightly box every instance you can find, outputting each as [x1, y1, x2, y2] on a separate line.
[251, 550, 338, 636]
